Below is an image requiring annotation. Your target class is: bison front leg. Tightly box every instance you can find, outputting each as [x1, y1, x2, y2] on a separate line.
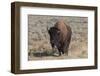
[51, 43, 58, 56]
[58, 48, 63, 56]
[58, 51, 61, 56]
[51, 43, 55, 53]
[61, 49, 64, 54]
[63, 40, 71, 55]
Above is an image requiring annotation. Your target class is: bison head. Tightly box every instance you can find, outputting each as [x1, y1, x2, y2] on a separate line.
[47, 27, 61, 49]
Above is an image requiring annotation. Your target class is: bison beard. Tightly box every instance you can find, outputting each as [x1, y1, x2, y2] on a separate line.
[47, 20, 72, 56]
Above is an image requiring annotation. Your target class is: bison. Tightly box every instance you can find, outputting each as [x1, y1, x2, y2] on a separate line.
[47, 20, 72, 56]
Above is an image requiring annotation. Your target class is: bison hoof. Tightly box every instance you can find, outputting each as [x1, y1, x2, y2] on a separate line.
[53, 53, 60, 57]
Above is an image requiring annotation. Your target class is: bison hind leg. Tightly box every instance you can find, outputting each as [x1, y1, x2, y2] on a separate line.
[63, 34, 71, 55]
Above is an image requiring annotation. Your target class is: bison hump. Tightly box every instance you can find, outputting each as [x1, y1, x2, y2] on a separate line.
[55, 20, 71, 42]
[55, 20, 68, 33]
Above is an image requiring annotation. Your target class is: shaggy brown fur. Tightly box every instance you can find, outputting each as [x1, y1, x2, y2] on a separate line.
[55, 20, 72, 54]
[48, 19, 72, 56]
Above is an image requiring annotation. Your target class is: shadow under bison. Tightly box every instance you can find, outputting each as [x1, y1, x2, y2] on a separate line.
[29, 50, 59, 57]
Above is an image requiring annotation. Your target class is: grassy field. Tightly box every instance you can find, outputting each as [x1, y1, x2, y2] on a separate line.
[28, 15, 88, 61]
